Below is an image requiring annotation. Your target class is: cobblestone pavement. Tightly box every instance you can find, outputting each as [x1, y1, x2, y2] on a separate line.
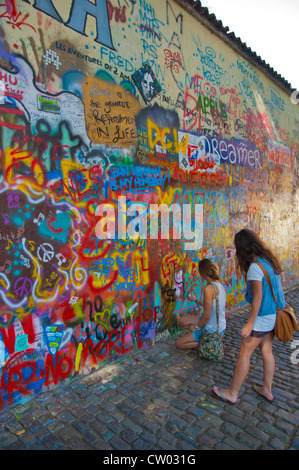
[0, 287, 298, 451]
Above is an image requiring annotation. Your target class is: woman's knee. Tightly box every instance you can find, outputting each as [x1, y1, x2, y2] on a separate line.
[176, 337, 184, 349]
[260, 342, 274, 358]
[176, 332, 197, 350]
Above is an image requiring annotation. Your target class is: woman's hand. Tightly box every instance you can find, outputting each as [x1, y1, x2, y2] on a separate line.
[240, 323, 253, 339]
[241, 280, 262, 339]
[188, 293, 202, 307]
[188, 292, 197, 302]
[189, 324, 197, 332]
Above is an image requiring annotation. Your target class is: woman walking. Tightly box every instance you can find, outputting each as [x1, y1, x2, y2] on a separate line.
[212, 229, 286, 404]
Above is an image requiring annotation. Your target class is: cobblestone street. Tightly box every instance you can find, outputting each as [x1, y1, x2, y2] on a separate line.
[0, 287, 298, 451]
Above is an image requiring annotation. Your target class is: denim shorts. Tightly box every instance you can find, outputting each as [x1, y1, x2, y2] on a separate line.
[192, 327, 203, 342]
[250, 329, 274, 338]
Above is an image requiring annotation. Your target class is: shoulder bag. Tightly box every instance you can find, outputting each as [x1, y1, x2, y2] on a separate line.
[198, 283, 224, 362]
[255, 261, 299, 342]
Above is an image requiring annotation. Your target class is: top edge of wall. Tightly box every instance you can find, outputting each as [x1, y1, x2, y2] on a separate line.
[173, 0, 295, 96]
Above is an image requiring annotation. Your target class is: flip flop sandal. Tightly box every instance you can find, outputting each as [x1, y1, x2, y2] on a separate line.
[212, 387, 237, 405]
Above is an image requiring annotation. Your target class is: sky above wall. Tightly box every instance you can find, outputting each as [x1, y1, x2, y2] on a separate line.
[199, 0, 299, 92]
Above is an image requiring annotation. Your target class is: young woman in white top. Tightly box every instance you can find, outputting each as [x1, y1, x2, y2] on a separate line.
[176, 259, 226, 350]
[212, 228, 285, 404]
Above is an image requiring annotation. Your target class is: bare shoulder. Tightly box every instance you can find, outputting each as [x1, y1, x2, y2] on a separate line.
[204, 283, 215, 299]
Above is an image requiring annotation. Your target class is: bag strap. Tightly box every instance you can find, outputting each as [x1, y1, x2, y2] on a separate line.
[210, 282, 220, 334]
[254, 260, 277, 302]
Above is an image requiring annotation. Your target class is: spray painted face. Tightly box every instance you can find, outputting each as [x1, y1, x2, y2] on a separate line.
[141, 72, 154, 102]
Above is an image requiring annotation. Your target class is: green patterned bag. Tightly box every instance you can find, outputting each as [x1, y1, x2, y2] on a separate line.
[198, 283, 224, 362]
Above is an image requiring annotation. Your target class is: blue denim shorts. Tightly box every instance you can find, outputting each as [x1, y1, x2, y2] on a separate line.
[192, 327, 204, 342]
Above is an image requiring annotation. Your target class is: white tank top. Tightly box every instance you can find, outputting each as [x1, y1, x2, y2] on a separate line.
[204, 281, 226, 334]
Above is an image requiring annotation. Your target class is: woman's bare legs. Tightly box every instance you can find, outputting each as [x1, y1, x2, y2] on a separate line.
[255, 331, 275, 400]
[176, 331, 199, 350]
[213, 335, 262, 403]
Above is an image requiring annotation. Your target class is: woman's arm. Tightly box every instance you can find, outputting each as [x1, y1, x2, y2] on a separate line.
[188, 292, 203, 307]
[190, 284, 213, 331]
[241, 279, 263, 338]
[177, 313, 199, 330]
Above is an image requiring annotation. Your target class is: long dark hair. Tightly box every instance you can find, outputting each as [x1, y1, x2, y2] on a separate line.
[234, 229, 282, 276]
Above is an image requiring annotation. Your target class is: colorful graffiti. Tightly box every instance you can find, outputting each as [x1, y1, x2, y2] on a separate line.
[0, 0, 298, 409]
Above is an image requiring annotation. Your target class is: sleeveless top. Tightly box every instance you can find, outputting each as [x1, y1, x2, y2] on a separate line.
[204, 281, 226, 334]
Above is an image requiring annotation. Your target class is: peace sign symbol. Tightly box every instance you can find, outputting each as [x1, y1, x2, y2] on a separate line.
[14, 277, 33, 298]
[37, 243, 55, 263]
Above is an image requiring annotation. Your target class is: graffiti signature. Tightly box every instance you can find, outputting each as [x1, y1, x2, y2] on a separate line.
[0, 3, 36, 32]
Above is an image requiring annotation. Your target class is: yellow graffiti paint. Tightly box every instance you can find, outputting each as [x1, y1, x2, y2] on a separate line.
[5, 148, 46, 187]
[75, 342, 83, 372]
[132, 249, 150, 285]
[94, 309, 111, 330]
[147, 118, 189, 156]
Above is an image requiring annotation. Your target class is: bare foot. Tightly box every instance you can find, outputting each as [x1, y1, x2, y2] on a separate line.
[212, 387, 238, 404]
[253, 385, 274, 402]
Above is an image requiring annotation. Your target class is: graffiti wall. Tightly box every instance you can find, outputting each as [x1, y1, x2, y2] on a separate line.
[0, 0, 298, 409]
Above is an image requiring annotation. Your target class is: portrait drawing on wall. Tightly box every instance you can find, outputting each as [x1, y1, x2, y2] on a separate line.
[132, 64, 161, 104]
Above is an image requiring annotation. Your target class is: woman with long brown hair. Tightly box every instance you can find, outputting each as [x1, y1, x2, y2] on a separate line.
[176, 259, 226, 350]
[212, 229, 286, 404]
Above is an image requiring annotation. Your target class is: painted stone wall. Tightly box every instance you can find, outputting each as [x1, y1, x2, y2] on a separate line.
[0, 0, 298, 409]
